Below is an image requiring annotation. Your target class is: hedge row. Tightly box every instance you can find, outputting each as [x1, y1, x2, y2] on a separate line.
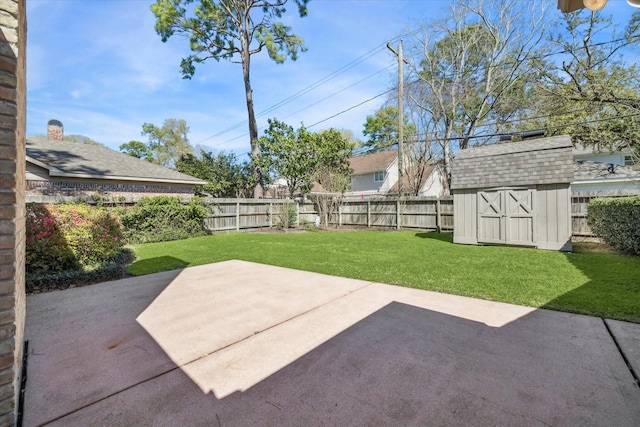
[587, 196, 640, 256]
[119, 196, 209, 244]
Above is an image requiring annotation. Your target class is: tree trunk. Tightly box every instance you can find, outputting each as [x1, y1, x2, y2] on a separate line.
[241, 42, 263, 198]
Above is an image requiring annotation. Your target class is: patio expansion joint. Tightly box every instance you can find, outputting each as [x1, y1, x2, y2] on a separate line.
[31, 280, 378, 427]
[178, 280, 377, 369]
[32, 365, 184, 427]
[602, 318, 640, 389]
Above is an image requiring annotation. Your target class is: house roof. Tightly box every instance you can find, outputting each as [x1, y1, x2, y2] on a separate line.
[451, 135, 574, 190]
[573, 160, 640, 182]
[26, 137, 206, 185]
[349, 150, 397, 175]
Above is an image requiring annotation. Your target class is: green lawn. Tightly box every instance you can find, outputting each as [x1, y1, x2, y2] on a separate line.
[128, 231, 640, 323]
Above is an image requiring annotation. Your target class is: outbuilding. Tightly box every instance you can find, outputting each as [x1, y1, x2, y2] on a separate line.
[451, 135, 574, 251]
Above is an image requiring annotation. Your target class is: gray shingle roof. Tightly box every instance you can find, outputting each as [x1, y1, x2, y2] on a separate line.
[451, 135, 574, 190]
[26, 137, 206, 185]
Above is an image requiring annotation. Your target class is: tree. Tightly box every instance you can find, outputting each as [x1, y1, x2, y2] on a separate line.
[176, 150, 257, 197]
[404, 0, 549, 178]
[257, 119, 353, 197]
[362, 106, 417, 153]
[119, 140, 152, 160]
[151, 0, 310, 197]
[33, 133, 104, 146]
[525, 10, 640, 155]
[313, 128, 355, 194]
[140, 119, 194, 168]
[64, 134, 103, 146]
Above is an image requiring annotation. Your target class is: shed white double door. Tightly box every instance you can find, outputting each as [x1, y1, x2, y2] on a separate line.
[477, 188, 535, 246]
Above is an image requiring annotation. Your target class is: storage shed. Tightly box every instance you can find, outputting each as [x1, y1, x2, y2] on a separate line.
[451, 135, 574, 251]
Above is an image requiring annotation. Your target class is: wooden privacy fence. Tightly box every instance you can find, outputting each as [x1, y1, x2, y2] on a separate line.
[337, 197, 454, 231]
[203, 198, 317, 232]
[204, 193, 639, 237]
[204, 196, 454, 233]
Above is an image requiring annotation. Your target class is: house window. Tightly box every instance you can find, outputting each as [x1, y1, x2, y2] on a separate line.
[625, 155, 636, 166]
[374, 171, 385, 182]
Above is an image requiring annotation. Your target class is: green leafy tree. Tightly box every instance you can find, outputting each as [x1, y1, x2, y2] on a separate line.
[151, 0, 310, 197]
[140, 119, 194, 168]
[176, 151, 257, 197]
[362, 106, 417, 153]
[313, 128, 355, 194]
[257, 119, 353, 197]
[525, 10, 640, 155]
[119, 140, 152, 161]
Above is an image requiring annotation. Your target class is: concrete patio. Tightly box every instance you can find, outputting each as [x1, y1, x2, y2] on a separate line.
[23, 260, 640, 426]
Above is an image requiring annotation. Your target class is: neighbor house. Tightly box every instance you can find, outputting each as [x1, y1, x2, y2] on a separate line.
[26, 120, 206, 202]
[346, 150, 448, 198]
[571, 144, 640, 194]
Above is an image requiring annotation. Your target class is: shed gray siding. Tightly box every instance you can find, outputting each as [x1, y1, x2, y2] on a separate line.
[451, 136, 574, 251]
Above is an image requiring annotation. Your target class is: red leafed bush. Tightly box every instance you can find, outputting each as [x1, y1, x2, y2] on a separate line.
[26, 203, 124, 272]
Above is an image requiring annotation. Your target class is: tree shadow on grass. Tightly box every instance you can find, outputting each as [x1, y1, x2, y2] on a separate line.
[128, 256, 189, 276]
[542, 250, 640, 323]
[413, 232, 454, 243]
[412, 231, 639, 323]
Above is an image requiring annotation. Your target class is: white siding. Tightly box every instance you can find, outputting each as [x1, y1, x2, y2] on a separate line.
[572, 180, 640, 193]
[347, 158, 399, 196]
[418, 167, 446, 197]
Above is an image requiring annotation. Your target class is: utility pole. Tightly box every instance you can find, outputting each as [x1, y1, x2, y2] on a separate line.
[387, 40, 405, 198]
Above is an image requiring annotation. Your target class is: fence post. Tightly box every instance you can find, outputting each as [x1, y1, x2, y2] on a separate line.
[436, 198, 441, 232]
[367, 200, 371, 227]
[296, 201, 300, 226]
[396, 198, 401, 230]
[339, 204, 343, 226]
[268, 203, 272, 228]
[236, 201, 240, 231]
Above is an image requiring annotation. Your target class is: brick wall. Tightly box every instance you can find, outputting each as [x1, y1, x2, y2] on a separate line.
[0, 0, 25, 425]
[26, 179, 196, 203]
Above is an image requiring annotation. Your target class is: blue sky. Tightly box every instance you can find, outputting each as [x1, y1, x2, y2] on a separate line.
[26, 0, 637, 158]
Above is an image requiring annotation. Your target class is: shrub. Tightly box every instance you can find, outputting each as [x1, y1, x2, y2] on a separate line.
[120, 196, 209, 244]
[26, 203, 125, 272]
[587, 196, 640, 256]
[273, 202, 298, 230]
[26, 250, 135, 294]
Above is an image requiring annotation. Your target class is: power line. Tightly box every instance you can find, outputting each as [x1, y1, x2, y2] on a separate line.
[195, 21, 640, 148]
[307, 89, 393, 129]
[408, 111, 640, 143]
[194, 43, 392, 144]
[213, 89, 394, 147]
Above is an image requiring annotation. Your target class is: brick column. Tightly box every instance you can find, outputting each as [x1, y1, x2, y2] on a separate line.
[0, 0, 26, 425]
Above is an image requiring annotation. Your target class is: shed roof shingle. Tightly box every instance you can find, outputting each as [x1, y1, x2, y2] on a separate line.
[451, 136, 574, 190]
[26, 138, 206, 185]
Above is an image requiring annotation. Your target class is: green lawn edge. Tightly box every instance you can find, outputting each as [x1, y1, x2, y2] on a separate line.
[128, 231, 640, 323]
